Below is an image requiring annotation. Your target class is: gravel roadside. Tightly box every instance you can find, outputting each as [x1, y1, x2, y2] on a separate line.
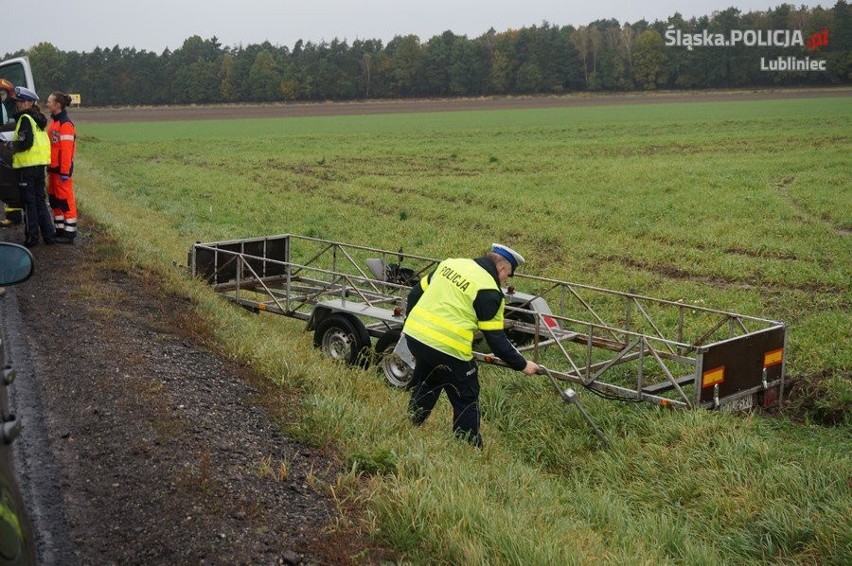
[2, 224, 392, 564]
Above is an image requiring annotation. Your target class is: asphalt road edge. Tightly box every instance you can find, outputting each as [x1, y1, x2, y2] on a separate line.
[2, 285, 77, 565]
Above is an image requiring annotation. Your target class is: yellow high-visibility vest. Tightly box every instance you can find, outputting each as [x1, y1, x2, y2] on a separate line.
[404, 258, 504, 360]
[12, 113, 50, 168]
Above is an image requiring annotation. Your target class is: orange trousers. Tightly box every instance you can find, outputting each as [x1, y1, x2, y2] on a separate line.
[48, 173, 77, 235]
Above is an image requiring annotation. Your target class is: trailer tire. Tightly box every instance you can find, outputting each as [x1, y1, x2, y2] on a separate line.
[471, 303, 537, 353]
[375, 329, 413, 389]
[504, 303, 537, 347]
[314, 314, 371, 368]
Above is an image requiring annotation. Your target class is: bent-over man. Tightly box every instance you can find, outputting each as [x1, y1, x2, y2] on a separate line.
[403, 243, 540, 447]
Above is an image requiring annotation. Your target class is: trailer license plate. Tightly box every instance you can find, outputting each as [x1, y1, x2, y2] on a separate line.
[721, 394, 754, 413]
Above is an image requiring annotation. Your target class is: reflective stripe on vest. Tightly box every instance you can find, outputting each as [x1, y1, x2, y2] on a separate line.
[12, 114, 50, 168]
[403, 258, 504, 360]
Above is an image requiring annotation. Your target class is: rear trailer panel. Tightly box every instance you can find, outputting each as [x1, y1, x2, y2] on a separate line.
[188, 233, 786, 411]
[697, 325, 787, 410]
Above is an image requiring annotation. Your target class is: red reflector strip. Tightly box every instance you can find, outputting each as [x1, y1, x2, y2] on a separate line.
[543, 315, 557, 328]
[702, 366, 725, 388]
[764, 348, 783, 367]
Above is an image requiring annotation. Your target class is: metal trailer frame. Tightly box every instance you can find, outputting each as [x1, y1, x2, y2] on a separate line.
[188, 233, 787, 412]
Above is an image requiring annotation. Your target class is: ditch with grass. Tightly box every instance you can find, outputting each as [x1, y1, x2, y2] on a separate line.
[75, 96, 850, 564]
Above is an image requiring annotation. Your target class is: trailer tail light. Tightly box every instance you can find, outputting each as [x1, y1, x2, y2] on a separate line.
[702, 366, 725, 388]
[542, 315, 557, 328]
[763, 348, 783, 367]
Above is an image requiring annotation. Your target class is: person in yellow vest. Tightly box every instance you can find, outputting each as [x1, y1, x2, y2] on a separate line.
[7, 86, 55, 247]
[0, 78, 23, 227]
[402, 243, 540, 447]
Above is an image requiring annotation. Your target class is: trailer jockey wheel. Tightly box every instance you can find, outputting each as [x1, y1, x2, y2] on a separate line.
[374, 329, 413, 389]
[314, 314, 371, 368]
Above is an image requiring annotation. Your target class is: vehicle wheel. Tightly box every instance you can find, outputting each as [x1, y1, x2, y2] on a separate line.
[504, 304, 537, 347]
[472, 305, 537, 352]
[374, 329, 413, 388]
[314, 314, 371, 368]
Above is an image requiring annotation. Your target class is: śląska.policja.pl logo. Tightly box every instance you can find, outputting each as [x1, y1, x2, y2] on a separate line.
[664, 27, 830, 71]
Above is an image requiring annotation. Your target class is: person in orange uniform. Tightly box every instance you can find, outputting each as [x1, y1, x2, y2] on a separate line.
[0, 79, 16, 126]
[46, 91, 77, 243]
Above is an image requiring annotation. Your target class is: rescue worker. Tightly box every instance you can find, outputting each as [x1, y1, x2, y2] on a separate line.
[7, 86, 55, 247]
[403, 243, 540, 447]
[46, 91, 77, 243]
[0, 79, 16, 126]
[0, 78, 23, 226]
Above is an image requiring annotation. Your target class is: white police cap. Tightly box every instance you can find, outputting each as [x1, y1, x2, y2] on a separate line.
[491, 243, 525, 270]
[13, 86, 38, 102]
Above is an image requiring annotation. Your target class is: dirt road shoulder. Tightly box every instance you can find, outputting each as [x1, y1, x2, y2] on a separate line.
[3, 224, 391, 564]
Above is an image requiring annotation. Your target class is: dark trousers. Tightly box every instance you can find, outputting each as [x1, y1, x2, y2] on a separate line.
[407, 336, 482, 447]
[18, 167, 55, 244]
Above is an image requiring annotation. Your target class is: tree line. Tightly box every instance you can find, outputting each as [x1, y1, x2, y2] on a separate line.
[5, 2, 850, 106]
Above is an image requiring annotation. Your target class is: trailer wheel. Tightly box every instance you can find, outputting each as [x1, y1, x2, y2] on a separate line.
[314, 314, 371, 368]
[375, 329, 413, 389]
[504, 305, 537, 347]
[471, 307, 537, 354]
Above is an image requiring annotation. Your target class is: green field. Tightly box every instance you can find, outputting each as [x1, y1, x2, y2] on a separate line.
[77, 97, 850, 563]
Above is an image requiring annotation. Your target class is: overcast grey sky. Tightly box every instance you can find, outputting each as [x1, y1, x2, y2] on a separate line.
[1, 0, 834, 54]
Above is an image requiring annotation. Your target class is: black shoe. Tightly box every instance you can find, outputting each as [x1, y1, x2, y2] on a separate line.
[24, 239, 38, 248]
[55, 235, 75, 245]
[44, 238, 56, 246]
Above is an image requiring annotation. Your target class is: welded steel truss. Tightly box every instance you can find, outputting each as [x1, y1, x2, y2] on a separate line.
[189, 233, 786, 411]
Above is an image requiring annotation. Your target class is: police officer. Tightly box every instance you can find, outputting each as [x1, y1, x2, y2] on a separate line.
[7, 86, 55, 247]
[403, 243, 540, 447]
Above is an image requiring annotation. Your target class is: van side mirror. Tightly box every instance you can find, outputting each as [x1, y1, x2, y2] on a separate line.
[0, 242, 34, 285]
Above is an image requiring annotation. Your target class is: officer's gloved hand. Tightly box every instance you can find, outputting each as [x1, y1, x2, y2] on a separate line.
[60, 175, 70, 181]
